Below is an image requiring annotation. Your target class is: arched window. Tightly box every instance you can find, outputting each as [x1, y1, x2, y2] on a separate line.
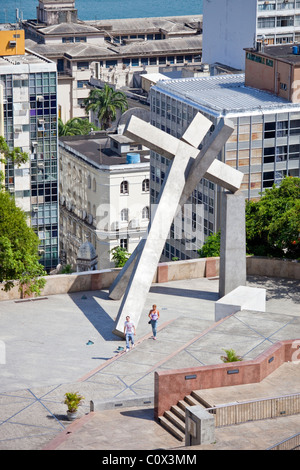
[93, 178, 96, 192]
[142, 178, 149, 192]
[87, 174, 91, 189]
[121, 208, 129, 221]
[120, 180, 129, 194]
[142, 206, 149, 219]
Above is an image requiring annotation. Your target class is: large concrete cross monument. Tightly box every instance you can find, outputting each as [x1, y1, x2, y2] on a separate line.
[110, 113, 245, 337]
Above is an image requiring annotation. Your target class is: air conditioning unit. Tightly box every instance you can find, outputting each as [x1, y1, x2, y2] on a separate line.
[37, 96, 44, 102]
[14, 126, 22, 133]
[9, 40, 17, 48]
[33, 207, 38, 212]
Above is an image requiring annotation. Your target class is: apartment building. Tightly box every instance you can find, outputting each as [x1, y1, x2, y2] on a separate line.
[22, 0, 202, 121]
[59, 132, 150, 270]
[149, 46, 300, 262]
[0, 25, 59, 270]
[203, 0, 300, 70]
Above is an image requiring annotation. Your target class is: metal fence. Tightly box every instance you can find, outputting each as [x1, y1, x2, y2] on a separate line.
[207, 393, 300, 427]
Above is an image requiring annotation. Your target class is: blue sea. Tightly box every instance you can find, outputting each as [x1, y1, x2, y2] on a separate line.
[0, 0, 202, 24]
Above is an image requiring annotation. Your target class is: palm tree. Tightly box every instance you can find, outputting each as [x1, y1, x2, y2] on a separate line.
[58, 117, 99, 137]
[84, 85, 128, 130]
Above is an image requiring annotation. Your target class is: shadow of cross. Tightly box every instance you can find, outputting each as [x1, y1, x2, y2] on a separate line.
[110, 113, 244, 337]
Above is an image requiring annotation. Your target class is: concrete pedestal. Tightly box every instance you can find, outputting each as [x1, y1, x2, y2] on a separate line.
[185, 406, 215, 446]
[219, 190, 246, 298]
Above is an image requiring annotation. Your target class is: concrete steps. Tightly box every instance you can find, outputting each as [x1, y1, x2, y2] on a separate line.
[159, 391, 212, 441]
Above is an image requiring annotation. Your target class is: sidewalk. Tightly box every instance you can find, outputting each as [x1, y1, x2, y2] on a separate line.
[0, 276, 299, 450]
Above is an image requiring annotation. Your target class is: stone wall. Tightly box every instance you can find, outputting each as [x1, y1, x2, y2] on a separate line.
[154, 339, 300, 419]
[0, 256, 298, 301]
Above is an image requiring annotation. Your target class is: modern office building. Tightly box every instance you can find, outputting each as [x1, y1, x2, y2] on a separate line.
[149, 45, 300, 262]
[22, 0, 202, 121]
[58, 132, 150, 270]
[203, 0, 300, 70]
[0, 25, 59, 270]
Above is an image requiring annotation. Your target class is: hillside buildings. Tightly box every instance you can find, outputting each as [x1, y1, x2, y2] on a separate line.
[22, 0, 202, 121]
[203, 0, 300, 70]
[59, 132, 150, 270]
[0, 25, 59, 270]
[149, 45, 300, 262]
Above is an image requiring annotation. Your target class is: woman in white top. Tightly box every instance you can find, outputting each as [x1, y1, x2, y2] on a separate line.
[148, 304, 160, 340]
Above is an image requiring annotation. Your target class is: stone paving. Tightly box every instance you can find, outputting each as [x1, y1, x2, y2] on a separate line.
[0, 276, 299, 450]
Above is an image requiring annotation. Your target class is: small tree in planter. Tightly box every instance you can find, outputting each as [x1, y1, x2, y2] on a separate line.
[220, 348, 242, 363]
[64, 392, 85, 420]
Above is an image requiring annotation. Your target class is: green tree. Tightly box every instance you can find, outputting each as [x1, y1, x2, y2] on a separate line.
[84, 85, 128, 130]
[110, 246, 131, 267]
[0, 191, 46, 295]
[197, 231, 221, 258]
[58, 117, 99, 137]
[246, 177, 300, 259]
[0, 136, 28, 186]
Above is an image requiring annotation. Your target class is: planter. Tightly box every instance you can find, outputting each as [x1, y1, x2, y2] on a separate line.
[67, 410, 78, 421]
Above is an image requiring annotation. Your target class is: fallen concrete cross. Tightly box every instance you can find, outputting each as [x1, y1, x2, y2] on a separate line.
[111, 113, 244, 337]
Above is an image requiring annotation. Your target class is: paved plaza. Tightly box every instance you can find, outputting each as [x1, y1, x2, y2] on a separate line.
[0, 275, 299, 450]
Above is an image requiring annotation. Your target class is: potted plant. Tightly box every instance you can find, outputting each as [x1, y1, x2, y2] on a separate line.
[220, 348, 242, 363]
[64, 392, 85, 421]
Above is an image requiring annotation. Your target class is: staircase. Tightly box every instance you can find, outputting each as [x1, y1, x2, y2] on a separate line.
[158, 391, 212, 441]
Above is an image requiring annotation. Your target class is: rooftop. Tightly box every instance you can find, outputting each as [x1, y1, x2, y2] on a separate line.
[246, 43, 300, 65]
[153, 73, 300, 117]
[59, 133, 150, 168]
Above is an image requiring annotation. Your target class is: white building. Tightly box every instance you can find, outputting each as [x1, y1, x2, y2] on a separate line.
[202, 0, 300, 71]
[59, 132, 150, 269]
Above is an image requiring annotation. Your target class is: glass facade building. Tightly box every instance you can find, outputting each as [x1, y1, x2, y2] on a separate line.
[0, 54, 59, 270]
[149, 74, 300, 262]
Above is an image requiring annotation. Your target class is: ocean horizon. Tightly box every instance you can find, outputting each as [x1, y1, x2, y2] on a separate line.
[0, 0, 202, 24]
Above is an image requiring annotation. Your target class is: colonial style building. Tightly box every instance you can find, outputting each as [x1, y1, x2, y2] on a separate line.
[59, 131, 150, 269]
[22, 0, 202, 121]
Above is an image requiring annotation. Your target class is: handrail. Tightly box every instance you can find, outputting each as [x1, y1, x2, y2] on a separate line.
[267, 432, 300, 450]
[206, 392, 300, 427]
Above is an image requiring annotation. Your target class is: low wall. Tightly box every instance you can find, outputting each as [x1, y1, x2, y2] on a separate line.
[0, 256, 298, 302]
[247, 256, 300, 280]
[154, 339, 300, 419]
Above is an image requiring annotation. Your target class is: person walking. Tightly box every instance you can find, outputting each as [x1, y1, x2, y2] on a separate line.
[124, 315, 136, 352]
[148, 304, 160, 340]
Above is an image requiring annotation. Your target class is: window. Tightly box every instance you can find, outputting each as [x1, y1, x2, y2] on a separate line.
[77, 61, 89, 70]
[120, 238, 128, 250]
[121, 208, 129, 221]
[77, 80, 89, 88]
[142, 178, 149, 192]
[142, 206, 149, 219]
[120, 180, 129, 194]
[62, 37, 74, 43]
[276, 16, 294, 27]
[258, 17, 276, 28]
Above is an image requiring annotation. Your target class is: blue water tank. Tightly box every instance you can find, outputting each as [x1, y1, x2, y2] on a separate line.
[126, 153, 140, 164]
[293, 45, 299, 55]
